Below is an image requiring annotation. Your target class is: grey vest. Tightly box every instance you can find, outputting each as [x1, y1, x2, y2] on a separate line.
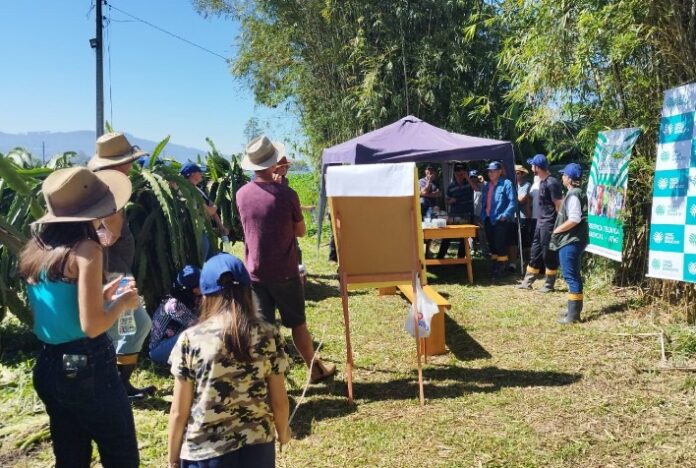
[550, 187, 588, 251]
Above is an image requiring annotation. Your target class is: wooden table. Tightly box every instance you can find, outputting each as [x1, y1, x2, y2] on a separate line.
[423, 224, 478, 283]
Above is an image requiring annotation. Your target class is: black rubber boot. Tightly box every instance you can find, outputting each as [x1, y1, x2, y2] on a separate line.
[516, 272, 537, 289]
[118, 364, 156, 400]
[538, 275, 557, 293]
[558, 300, 583, 324]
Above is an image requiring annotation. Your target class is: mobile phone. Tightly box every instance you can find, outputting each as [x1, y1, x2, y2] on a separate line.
[62, 354, 88, 377]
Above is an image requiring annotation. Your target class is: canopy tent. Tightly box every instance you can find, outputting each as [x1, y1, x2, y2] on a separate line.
[322, 115, 515, 175]
[317, 115, 523, 272]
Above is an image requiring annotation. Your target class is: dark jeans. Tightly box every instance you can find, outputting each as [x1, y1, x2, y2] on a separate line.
[484, 219, 511, 261]
[559, 242, 586, 296]
[181, 441, 275, 468]
[33, 333, 139, 468]
[528, 223, 559, 274]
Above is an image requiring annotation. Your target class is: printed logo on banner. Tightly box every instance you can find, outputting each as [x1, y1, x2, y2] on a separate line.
[687, 197, 696, 224]
[683, 254, 696, 284]
[652, 169, 690, 198]
[652, 198, 687, 225]
[649, 224, 685, 252]
[663, 84, 696, 116]
[657, 140, 693, 171]
[649, 252, 684, 280]
[689, 167, 696, 196]
[685, 225, 696, 254]
[659, 112, 694, 144]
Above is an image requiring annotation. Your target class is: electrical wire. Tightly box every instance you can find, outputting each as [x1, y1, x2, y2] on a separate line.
[104, 1, 231, 64]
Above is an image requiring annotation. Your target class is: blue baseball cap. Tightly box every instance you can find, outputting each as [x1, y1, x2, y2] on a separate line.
[486, 161, 502, 171]
[560, 163, 583, 181]
[526, 154, 548, 169]
[200, 253, 251, 295]
[468, 170, 478, 178]
[175, 265, 201, 290]
[180, 162, 204, 178]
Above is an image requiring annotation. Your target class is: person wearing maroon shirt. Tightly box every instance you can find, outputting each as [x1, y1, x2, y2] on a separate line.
[236, 136, 336, 384]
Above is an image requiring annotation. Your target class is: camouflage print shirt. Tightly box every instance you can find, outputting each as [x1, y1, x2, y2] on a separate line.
[170, 317, 289, 461]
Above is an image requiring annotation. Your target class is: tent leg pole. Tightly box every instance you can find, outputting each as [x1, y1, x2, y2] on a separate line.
[339, 272, 354, 404]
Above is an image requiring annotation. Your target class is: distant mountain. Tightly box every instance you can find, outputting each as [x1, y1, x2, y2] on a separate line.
[0, 130, 208, 165]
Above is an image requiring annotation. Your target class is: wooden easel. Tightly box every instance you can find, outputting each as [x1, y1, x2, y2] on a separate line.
[327, 164, 427, 405]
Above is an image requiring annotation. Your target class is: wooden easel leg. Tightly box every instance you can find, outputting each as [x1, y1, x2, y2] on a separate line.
[339, 274, 354, 404]
[464, 236, 474, 284]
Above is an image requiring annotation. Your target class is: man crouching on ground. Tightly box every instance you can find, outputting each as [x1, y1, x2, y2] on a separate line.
[236, 135, 336, 384]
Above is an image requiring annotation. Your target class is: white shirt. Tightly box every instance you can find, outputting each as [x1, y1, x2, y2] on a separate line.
[530, 175, 540, 219]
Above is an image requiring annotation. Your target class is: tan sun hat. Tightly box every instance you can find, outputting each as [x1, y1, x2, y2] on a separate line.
[242, 135, 285, 171]
[32, 167, 132, 224]
[515, 164, 529, 175]
[88, 132, 148, 171]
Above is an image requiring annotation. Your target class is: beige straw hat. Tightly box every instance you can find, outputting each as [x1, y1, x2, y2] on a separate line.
[241, 135, 285, 171]
[32, 167, 132, 224]
[515, 164, 529, 174]
[88, 132, 148, 171]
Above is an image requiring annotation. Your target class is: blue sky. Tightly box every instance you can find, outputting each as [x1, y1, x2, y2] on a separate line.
[0, 0, 300, 154]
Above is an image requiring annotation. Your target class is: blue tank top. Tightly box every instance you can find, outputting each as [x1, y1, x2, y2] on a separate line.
[27, 279, 86, 344]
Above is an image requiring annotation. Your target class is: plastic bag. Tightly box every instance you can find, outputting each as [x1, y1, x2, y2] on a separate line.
[404, 276, 439, 338]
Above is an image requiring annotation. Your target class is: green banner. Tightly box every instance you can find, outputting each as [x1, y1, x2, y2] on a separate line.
[586, 128, 641, 261]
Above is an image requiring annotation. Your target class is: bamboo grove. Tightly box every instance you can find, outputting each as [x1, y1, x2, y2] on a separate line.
[194, 0, 696, 317]
[0, 138, 247, 326]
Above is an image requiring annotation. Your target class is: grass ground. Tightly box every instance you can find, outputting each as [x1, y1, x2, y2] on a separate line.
[2, 236, 696, 467]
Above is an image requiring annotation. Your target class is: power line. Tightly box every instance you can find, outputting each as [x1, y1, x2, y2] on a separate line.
[104, 1, 231, 64]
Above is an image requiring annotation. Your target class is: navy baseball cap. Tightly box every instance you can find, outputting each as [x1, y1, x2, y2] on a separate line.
[469, 170, 478, 178]
[526, 154, 548, 169]
[175, 265, 201, 290]
[453, 163, 466, 172]
[180, 162, 204, 178]
[560, 163, 583, 181]
[487, 161, 502, 171]
[200, 253, 251, 295]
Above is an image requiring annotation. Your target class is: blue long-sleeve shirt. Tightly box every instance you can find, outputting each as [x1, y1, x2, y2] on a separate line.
[481, 178, 516, 225]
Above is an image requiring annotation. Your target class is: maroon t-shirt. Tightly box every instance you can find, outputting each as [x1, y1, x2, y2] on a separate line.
[236, 181, 303, 283]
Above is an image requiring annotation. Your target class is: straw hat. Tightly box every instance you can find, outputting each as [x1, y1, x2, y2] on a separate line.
[32, 167, 132, 224]
[515, 164, 529, 175]
[241, 135, 285, 171]
[88, 132, 148, 171]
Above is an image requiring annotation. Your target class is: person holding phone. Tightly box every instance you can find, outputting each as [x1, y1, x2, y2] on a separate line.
[20, 167, 140, 467]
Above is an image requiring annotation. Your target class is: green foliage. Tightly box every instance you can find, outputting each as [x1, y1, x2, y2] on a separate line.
[0, 138, 247, 323]
[196, 0, 515, 165]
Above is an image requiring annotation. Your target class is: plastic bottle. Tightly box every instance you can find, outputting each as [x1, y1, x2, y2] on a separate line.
[116, 277, 137, 336]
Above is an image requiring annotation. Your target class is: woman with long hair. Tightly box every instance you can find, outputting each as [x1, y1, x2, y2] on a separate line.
[20, 167, 140, 467]
[168, 253, 290, 468]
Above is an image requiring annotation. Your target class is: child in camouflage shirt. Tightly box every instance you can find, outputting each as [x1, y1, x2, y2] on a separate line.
[167, 253, 291, 468]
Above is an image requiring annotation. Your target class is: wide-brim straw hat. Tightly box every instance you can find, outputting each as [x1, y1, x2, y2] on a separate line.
[88, 132, 148, 171]
[241, 135, 285, 171]
[32, 167, 132, 224]
[515, 164, 529, 174]
[276, 155, 292, 167]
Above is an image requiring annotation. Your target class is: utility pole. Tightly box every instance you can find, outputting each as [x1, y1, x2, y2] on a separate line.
[42, 141, 45, 164]
[90, 0, 105, 138]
